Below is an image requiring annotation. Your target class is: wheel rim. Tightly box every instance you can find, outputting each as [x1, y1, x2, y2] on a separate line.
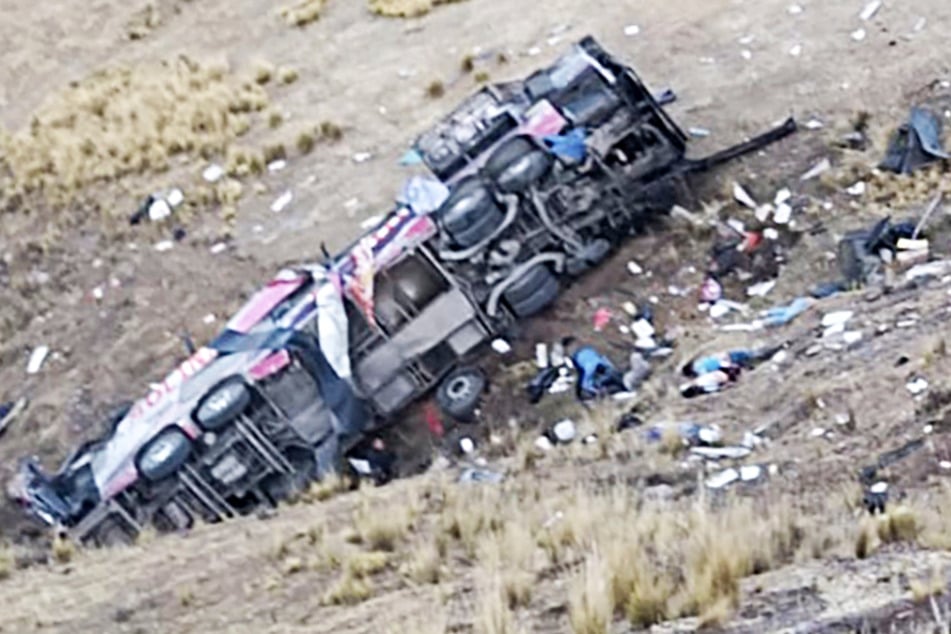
[447, 376, 473, 401]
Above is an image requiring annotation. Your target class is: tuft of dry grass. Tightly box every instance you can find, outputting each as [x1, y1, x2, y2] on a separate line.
[277, 66, 300, 85]
[475, 571, 519, 634]
[126, 3, 161, 40]
[569, 550, 614, 634]
[1, 57, 270, 206]
[51, 534, 75, 564]
[405, 540, 443, 584]
[345, 550, 389, 578]
[0, 544, 12, 581]
[296, 130, 316, 155]
[426, 80, 446, 99]
[280, 0, 327, 27]
[319, 120, 344, 142]
[878, 506, 920, 544]
[369, 0, 468, 18]
[253, 60, 275, 85]
[474, 71, 491, 84]
[322, 571, 374, 606]
[266, 109, 284, 129]
[353, 497, 414, 552]
[910, 567, 946, 603]
[302, 474, 350, 503]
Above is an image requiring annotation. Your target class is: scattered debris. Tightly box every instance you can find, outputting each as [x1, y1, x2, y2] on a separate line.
[459, 468, 504, 484]
[851, 28, 867, 42]
[202, 164, 225, 183]
[907, 377, 929, 396]
[733, 182, 758, 209]
[267, 159, 287, 172]
[880, 107, 950, 174]
[623, 24, 641, 37]
[352, 152, 374, 163]
[271, 190, 294, 213]
[801, 157, 831, 180]
[626, 260, 644, 275]
[0, 397, 28, 436]
[860, 0, 883, 21]
[689, 127, 711, 138]
[747, 280, 776, 297]
[154, 240, 174, 252]
[846, 181, 867, 196]
[490, 339, 512, 354]
[26, 346, 50, 374]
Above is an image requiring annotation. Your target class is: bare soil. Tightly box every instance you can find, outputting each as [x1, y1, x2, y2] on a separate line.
[3, 0, 951, 632]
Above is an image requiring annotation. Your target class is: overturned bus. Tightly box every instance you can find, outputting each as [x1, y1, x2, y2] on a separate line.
[10, 36, 796, 545]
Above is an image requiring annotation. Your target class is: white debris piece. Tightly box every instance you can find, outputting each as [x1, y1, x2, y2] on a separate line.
[527, 47, 542, 56]
[741, 49, 753, 61]
[706, 468, 740, 489]
[27, 346, 50, 374]
[689, 127, 711, 138]
[851, 28, 867, 42]
[738, 35, 755, 45]
[148, 198, 172, 222]
[733, 182, 758, 209]
[747, 280, 777, 297]
[787, 4, 803, 15]
[210, 242, 228, 255]
[352, 152, 373, 163]
[843, 330, 864, 345]
[203, 164, 225, 183]
[535, 436, 554, 451]
[203, 314, 217, 324]
[870, 481, 889, 495]
[553, 419, 577, 443]
[623, 24, 641, 36]
[907, 377, 929, 396]
[490, 339, 512, 354]
[847, 181, 867, 196]
[166, 188, 184, 208]
[774, 188, 792, 205]
[801, 158, 831, 180]
[631, 318, 655, 340]
[811, 427, 827, 438]
[805, 118, 825, 130]
[267, 159, 287, 172]
[270, 190, 293, 213]
[860, 0, 882, 21]
[460, 437, 475, 454]
[789, 44, 803, 57]
[773, 203, 793, 225]
[755, 204, 774, 223]
[740, 465, 763, 482]
[896, 238, 929, 251]
[822, 310, 854, 328]
[941, 461, 951, 471]
[91, 286, 104, 301]
[535, 343, 549, 369]
[764, 227, 780, 241]
[626, 260, 644, 275]
[914, 17, 927, 32]
[154, 240, 174, 252]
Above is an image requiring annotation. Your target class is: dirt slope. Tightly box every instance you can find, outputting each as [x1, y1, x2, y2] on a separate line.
[3, 0, 951, 632]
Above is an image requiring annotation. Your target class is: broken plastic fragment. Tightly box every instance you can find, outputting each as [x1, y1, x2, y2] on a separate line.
[740, 465, 763, 482]
[623, 24, 640, 36]
[154, 240, 174, 252]
[860, 0, 882, 21]
[490, 339, 512, 354]
[846, 181, 867, 196]
[821, 310, 854, 328]
[267, 159, 287, 172]
[907, 377, 929, 395]
[773, 203, 793, 225]
[801, 158, 831, 180]
[706, 468, 740, 489]
[733, 182, 758, 209]
[203, 314, 217, 324]
[870, 481, 888, 495]
[851, 28, 867, 42]
[203, 164, 224, 183]
[626, 260, 643, 275]
[148, 198, 172, 222]
[689, 127, 711, 138]
[166, 188, 184, 208]
[789, 44, 803, 57]
[26, 346, 49, 374]
[210, 243, 228, 255]
[271, 190, 293, 213]
[774, 188, 792, 205]
[460, 437, 475, 454]
[805, 118, 825, 130]
[787, 4, 803, 15]
[352, 152, 373, 163]
[747, 280, 777, 297]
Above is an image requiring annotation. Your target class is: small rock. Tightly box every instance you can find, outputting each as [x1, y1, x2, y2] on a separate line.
[202, 164, 225, 183]
[627, 261, 644, 275]
[787, 4, 803, 15]
[623, 24, 641, 36]
[851, 28, 867, 42]
[271, 190, 293, 213]
[789, 44, 803, 57]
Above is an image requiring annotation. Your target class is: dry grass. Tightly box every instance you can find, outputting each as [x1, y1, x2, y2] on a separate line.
[51, 534, 76, 564]
[475, 570, 520, 634]
[319, 120, 344, 142]
[345, 550, 389, 577]
[910, 567, 946, 603]
[352, 498, 414, 551]
[0, 57, 270, 206]
[322, 570, 374, 605]
[253, 60, 275, 85]
[277, 66, 300, 85]
[280, 0, 327, 27]
[878, 506, 921, 544]
[0, 544, 12, 581]
[569, 550, 614, 634]
[426, 80, 446, 99]
[405, 539, 443, 584]
[126, 3, 161, 40]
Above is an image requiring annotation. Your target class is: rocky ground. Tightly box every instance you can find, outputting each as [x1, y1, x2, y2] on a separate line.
[3, 0, 951, 632]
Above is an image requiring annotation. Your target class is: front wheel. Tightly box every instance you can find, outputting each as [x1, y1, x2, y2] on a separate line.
[502, 265, 560, 318]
